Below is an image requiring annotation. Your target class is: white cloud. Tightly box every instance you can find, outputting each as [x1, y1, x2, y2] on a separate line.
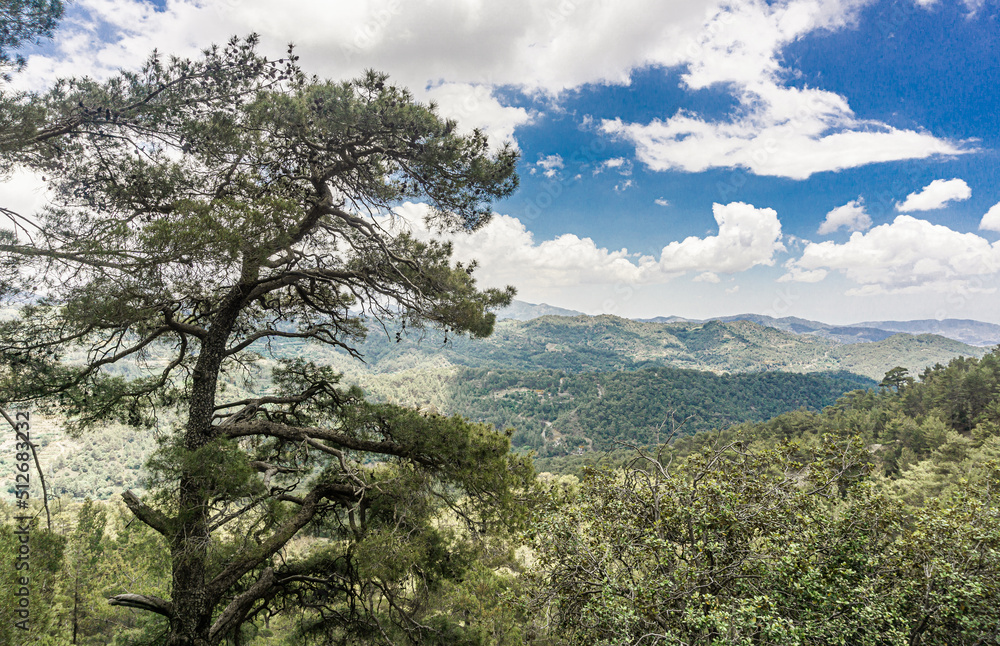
[0, 170, 52, 232]
[593, 157, 631, 176]
[423, 83, 532, 149]
[725, 285, 740, 295]
[383, 201, 785, 299]
[782, 215, 1000, 294]
[14, 0, 716, 95]
[603, 84, 967, 180]
[818, 198, 871, 234]
[896, 178, 972, 211]
[532, 154, 565, 179]
[914, 0, 986, 12]
[388, 203, 659, 292]
[13, 0, 970, 181]
[601, 0, 970, 179]
[980, 202, 1000, 232]
[658, 202, 785, 274]
[654, 198, 671, 207]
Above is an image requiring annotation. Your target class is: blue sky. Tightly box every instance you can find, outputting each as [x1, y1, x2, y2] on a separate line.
[5, 0, 1000, 323]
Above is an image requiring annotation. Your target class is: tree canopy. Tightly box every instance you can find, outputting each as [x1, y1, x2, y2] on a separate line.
[0, 0, 63, 79]
[0, 36, 531, 645]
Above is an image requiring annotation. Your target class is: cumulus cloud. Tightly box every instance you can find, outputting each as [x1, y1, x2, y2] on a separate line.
[388, 203, 659, 292]
[658, 202, 785, 274]
[13, 0, 970, 179]
[980, 202, 1000, 232]
[13, 0, 715, 106]
[655, 198, 671, 207]
[818, 198, 871, 234]
[896, 178, 972, 211]
[423, 83, 532, 149]
[382, 201, 785, 298]
[532, 154, 565, 179]
[782, 215, 1000, 294]
[604, 105, 965, 179]
[602, 0, 970, 179]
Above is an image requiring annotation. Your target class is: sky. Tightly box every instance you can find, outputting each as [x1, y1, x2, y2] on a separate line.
[4, 0, 1000, 324]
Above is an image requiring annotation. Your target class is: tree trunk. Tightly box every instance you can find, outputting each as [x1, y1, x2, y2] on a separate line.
[166, 273, 255, 645]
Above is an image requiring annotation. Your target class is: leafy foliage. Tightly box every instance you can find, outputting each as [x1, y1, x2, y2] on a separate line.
[528, 441, 1000, 645]
[527, 349, 1000, 644]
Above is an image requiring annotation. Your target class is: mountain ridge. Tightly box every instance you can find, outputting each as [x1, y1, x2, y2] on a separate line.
[315, 314, 986, 381]
[498, 301, 1000, 347]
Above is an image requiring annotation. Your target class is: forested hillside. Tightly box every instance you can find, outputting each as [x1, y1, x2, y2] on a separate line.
[527, 349, 1000, 645]
[0, 367, 872, 499]
[359, 367, 873, 455]
[3, 309, 981, 500]
[305, 315, 985, 380]
[5, 347, 1000, 645]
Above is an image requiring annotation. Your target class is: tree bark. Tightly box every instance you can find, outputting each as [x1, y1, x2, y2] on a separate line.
[167, 267, 257, 645]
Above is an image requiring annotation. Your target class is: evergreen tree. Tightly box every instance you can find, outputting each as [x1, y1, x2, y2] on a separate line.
[0, 37, 530, 645]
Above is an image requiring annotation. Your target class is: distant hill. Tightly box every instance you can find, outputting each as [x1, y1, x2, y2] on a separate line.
[306, 315, 985, 381]
[495, 300, 584, 320]
[640, 313, 896, 344]
[853, 319, 1000, 347]
[640, 312, 1000, 347]
[5, 312, 985, 499]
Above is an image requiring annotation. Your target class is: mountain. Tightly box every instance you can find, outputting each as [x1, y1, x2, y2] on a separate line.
[357, 366, 875, 456]
[640, 312, 1000, 347]
[302, 315, 985, 381]
[495, 300, 585, 320]
[6, 313, 985, 499]
[853, 319, 1000, 347]
[640, 313, 895, 344]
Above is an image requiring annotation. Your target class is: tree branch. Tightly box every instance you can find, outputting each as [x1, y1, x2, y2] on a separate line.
[209, 567, 276, 643]
[223, 419, 437, 467]
[121, 490, 172, 537]
[206, 482, 356, 601]
[108, 593, 174, 618]
[0, 407, 51, 530]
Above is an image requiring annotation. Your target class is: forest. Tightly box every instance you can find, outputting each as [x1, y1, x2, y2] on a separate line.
[365, 366, 875, 455]
[3, 347, 1000, 644]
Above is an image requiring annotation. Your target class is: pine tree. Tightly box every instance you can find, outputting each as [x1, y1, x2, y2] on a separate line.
[0, 37, 531, 645]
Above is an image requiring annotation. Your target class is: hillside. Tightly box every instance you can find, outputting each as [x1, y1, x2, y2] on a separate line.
[357, 367, 874, 456]
[308, 315, 985, 381]
[1, 313, 983, 500]
[639, 311, 1000, 346]
[854, 318, 1000, 346]
[640, 312, 896, 343]
[495, 300, 585, 320]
